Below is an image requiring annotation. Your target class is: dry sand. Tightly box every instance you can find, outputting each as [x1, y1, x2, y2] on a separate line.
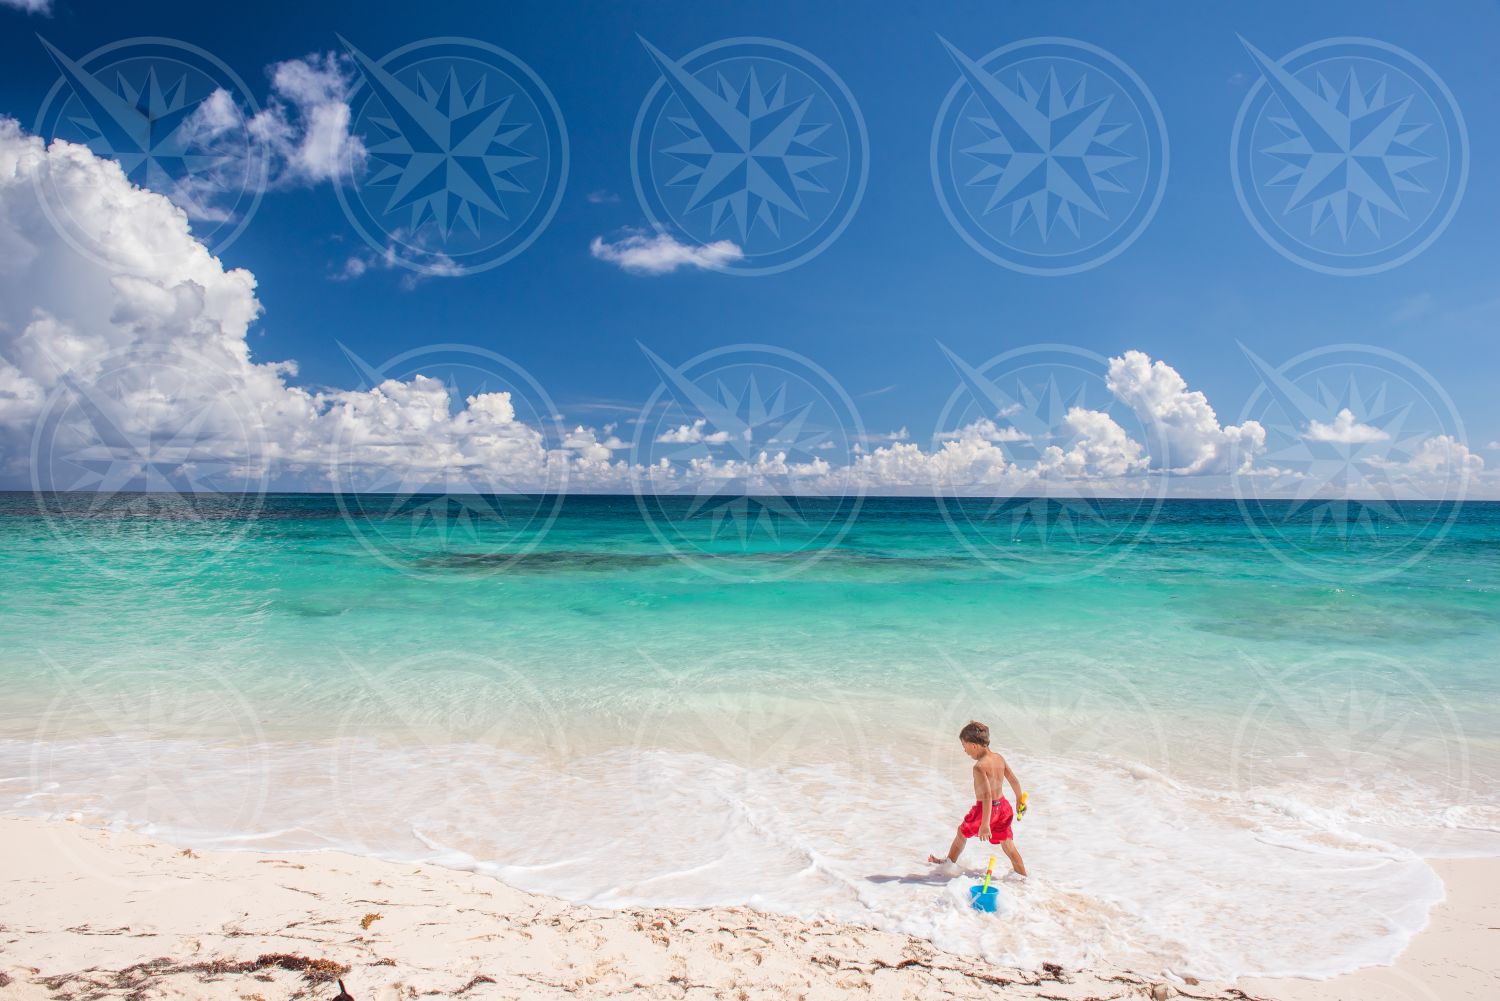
[1, 816, 1494, 1000]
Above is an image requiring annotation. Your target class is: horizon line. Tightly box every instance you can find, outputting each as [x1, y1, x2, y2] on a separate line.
[5, 490, 1495, 505]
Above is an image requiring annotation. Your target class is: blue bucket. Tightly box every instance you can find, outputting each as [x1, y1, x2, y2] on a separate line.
[969, 884, 999, 912]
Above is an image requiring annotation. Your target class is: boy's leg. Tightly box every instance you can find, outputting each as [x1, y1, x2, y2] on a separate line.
[928, 829, 967, 865]
[946, 829, 967, 863]
[1000, 838, 1027, 876]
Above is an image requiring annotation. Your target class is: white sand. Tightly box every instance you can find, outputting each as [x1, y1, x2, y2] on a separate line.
[1237, 858, 1500, 1001]
[1, 817, 1494, 1000]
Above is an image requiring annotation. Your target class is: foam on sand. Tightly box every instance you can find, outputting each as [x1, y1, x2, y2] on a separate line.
[0, 815, 1301, 1000]
[0, 732, 1467, 982]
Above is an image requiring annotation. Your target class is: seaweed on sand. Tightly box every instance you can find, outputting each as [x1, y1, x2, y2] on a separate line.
[36, 953, 352, 1001]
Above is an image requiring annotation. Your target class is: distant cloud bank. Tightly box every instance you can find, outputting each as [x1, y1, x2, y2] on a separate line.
[0, 120, 1487, 500]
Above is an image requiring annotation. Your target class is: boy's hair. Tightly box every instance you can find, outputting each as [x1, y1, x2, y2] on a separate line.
[958, 720, 990, 747]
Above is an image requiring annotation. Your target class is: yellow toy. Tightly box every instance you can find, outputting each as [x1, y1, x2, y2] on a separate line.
[1017, 791, 1029, 819]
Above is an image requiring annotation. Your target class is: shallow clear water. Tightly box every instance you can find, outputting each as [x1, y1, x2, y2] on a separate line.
[2, 492, 1498, 979]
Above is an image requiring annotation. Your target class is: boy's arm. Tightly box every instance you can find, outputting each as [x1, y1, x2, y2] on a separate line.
[974, 763, 994, 839]
[1004, 760, 1023, 802]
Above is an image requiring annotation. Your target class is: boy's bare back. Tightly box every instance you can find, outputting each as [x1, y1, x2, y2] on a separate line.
[972, 749, 1007, 803]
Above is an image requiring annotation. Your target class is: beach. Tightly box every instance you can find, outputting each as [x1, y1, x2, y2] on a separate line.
[3, 495, 1499, 992]
[1243, 858, 1499, 1001]
[2, 816, 1494, 1000]
[2, 0, 1498, 989]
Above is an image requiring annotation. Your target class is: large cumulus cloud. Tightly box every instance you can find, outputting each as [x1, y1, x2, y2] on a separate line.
[1105, 351, 1265, 475]
[0, 121, 599, 492]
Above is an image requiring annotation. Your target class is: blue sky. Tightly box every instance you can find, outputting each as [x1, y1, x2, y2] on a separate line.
[1, 0, 1497, 497]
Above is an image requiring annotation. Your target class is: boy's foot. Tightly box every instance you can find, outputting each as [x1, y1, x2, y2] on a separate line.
[927, 854, 956, 865]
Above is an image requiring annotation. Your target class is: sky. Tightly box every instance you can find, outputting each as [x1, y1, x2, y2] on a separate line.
[1, 0, 1497, 501]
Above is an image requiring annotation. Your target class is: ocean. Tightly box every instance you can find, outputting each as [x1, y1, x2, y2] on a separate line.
[2, 491, 1497, 980]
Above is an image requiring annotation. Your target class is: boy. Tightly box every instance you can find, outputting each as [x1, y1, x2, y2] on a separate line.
[928, 720, 1027, 876]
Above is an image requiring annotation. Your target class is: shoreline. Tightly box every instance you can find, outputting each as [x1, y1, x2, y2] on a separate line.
[1239, 856, 1499, 1001]
[0, 816, 1241, 1000]
[2, 818, 1495, 1000]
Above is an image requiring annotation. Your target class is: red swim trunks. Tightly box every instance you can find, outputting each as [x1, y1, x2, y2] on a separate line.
[959, 798, 1014, 843]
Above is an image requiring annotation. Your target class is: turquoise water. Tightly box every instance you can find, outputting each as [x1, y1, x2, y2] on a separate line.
[2, 492, 1498, 979]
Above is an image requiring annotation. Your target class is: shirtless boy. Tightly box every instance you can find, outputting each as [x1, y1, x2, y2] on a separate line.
[928, 720, 1027, 876]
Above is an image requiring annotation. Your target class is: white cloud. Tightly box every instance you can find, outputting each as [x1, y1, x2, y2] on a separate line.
[656, 419, 733, 445]
[1036, 408, 1149, 479]
[0, 121, 1485, 502]
[146, 52, 364, 225]
[0, 121, 588, 493]
[336, 255, 369, 280]
[1106, 350, 1265, 474]
[191, 87, 242, 137]
[939, 418, 1029, 443]
[334, 228, 465, 287]
[1304, 408, 1390, 445]
[562, 425, 626, 455]
[853, 427, 910, 445]
[649, 451, 832, 488]
[0, 0, 50, 13]
[1406, 435, 1483, 476]
[590, 232, 743, 275]
[154, 88, 258, 224]
[828, 409, 1146, 493]
[246, 53, 365, 185]
[838, 437, 1018, 492]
